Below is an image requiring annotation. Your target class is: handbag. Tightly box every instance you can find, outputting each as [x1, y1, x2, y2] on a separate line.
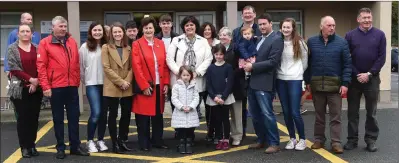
[133, 41, 155, 94]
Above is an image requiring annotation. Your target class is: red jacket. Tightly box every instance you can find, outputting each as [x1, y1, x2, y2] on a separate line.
[132, 37, 170, 116]
[36, 33, 80, 91]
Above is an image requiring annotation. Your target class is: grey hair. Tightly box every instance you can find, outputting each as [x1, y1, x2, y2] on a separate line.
[52, 16, 67, 25]
[218, 26, 232, 38]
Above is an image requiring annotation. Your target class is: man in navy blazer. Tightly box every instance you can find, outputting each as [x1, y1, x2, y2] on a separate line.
[243, 13, 284, 154]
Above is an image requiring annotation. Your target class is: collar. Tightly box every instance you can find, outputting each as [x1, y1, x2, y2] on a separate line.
[51, 32, 70, 44]
[318, 31, 335, 43]
[358, 26, 373, 33]
[156, 31, 178, 39]
[261, 30, 273, 38]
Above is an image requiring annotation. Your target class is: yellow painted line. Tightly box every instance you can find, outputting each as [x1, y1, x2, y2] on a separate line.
[35, 147, 222, 163]
[154, 145, 250, 163]
[39, 132, 139, 149]
[4, 121, 54, 163]
[277, 122, 348, 163]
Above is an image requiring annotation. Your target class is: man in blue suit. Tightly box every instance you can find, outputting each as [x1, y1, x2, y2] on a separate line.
[243, 13, 284, 154]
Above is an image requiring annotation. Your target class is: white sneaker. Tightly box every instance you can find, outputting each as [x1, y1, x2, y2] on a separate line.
[285, 138, 297, 150]
[97, 140, 109, 151]
[295, 139, 307, 151]
[232, 140, 241, 146]
[87, 140, 98, 153]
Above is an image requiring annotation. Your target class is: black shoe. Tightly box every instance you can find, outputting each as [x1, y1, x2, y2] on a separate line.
[112, 143, 125, 154]
[140, 148, 150, 151]
[21, 148, 31, 158]
[118, 140, 132, 151]
[186, 138, 193, 154]
[56, 150, 66, 159]
[366, 143, 378, 152]
[153, 144, 169, 149]
[344, 142, 358, 150]
[30, 148, 39, 156]
[70, 146, 90, 156]
[178, 139, 186, 154]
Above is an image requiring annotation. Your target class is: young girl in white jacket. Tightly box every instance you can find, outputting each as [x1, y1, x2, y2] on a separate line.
[171, 65, 200, 154]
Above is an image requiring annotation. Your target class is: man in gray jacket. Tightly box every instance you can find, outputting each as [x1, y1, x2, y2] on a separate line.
[243, 13, 284, 154]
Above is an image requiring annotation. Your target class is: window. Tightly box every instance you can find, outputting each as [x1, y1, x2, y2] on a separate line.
[223, 11, 243, 28]
[267, 10, 304, 36]
[174, 12, 216, 34]
[1, 12, 23, 59]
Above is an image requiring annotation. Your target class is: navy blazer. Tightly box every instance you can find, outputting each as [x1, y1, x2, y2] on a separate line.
[249, 31, 284, 92]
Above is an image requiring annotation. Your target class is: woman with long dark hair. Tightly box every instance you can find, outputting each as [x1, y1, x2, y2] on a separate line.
[79, 22, 108, 153]
[276, 18, 308, 151]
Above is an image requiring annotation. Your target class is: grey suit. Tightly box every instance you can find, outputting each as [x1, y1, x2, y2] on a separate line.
[247, 31, 283, 146]
[250, 31, 284, 92]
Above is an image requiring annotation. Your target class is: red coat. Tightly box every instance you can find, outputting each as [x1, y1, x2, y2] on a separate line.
[37, 33, 80, 91]
[131, 37, 170, 116]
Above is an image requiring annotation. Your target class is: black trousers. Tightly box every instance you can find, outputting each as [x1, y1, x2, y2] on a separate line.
[176, 128, 195, 139]
[210, 104, 231, 139]
[11, 87, 43, 149]
[347, 76, 380, 144]
[102, 96, 132, 143]
[135, 85, 164, 149]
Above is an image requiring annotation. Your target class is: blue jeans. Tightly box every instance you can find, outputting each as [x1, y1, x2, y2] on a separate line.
[86, 85, 105, 141]
[247, 87, 280, 146]
[276, 79, 305, 140]
[51, 86, 81, 151]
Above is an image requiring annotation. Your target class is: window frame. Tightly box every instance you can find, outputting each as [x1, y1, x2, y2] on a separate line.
[0, 12, 26, 60]
[174, 11, 216, 34]
[266, 10, 304, 37]
[103, 11, 134, 26]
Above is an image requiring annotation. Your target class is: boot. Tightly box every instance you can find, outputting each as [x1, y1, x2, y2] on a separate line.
[185, 138, 193, 154]
[112, 141, 125, 154]
[178, 139, 186, 154]
[118, 139, 132, 151]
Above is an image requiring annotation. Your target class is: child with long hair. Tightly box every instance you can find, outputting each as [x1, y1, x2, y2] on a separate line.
[171, 65, 200, 154]
[206, 44, 235, 150]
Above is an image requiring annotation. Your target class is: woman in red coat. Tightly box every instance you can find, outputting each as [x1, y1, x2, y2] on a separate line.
[131, 16, 170, 151]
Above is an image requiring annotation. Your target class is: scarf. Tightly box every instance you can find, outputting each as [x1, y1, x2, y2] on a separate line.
[7, 42, 37, 99]
[182, 36, 197, 71]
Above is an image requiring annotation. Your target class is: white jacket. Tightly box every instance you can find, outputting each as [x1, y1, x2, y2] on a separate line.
[171, 79, 200, 128]
[166, 34, 213, 92]
[79, 43, 104, 86]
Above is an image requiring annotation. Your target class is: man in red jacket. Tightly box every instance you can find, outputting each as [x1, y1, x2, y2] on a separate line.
[36, 16, 89, 159]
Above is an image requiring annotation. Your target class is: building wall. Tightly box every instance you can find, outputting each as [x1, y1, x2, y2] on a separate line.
[0, 1, 390, 100]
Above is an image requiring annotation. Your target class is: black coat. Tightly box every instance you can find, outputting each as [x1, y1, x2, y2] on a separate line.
[224, 42, 247, 100]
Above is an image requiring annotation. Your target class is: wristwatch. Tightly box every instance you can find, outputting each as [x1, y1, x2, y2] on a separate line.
[367, 72, 372, 78]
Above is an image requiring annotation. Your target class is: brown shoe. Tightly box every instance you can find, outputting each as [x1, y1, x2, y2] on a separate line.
[311, 141, 324, 149]
[331, 143, 343, 154]
[265, 145, 280, 154]
[248, 143, 265, 149]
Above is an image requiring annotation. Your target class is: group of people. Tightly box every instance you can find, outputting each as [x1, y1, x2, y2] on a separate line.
[5, 5, 386, 160]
